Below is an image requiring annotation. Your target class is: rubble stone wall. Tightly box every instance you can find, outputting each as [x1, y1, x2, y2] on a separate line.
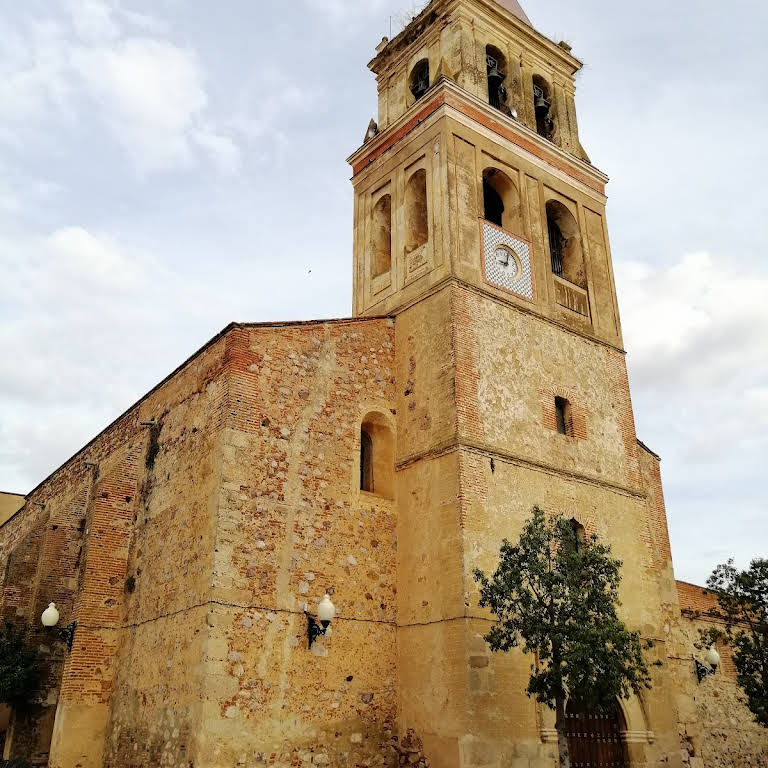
[675, 582, 768, 768]
[196, 320, 400, 768]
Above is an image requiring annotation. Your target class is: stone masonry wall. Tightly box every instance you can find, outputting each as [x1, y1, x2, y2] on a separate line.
[674, 582, 768, 768]
[197, 319, 399, 768]
[451, 282, 684, 766]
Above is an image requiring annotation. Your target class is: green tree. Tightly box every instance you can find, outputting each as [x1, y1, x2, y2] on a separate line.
[699, 559, 768, 728]
[474, 507, 657, 768]
[0, 622, 41, 709]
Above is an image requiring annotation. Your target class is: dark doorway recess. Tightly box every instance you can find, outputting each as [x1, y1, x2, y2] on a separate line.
[565, 700, 629, 768]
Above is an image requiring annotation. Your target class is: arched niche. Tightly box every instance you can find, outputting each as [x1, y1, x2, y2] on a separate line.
[371, 194, 392, 277]
[405, 169, 429, 254]
[546, 199, 586, 289]
[482, 167, 522, 234]
[360, 411, 395, 500]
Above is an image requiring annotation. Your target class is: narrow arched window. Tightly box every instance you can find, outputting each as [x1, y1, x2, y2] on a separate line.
[569, 518, 586, 552]
[486, 46, 508, 112]
[410, 60, 430, 102]
[546, 200, 586, 289]
[405, 169, 428, 254]
[360, 413, 395, 499]
[483, 168, 522, 234]
[360, 429, 374, 492]
[533, 76, 554, 140]
[371, 194, 392, 277]
[555, 396, 573, 437]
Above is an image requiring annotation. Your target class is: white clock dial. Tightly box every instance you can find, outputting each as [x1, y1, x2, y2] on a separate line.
[494, 246, 519, 278]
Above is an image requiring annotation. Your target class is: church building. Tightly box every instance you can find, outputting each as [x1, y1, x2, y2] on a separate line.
[1, 1, 765, 767]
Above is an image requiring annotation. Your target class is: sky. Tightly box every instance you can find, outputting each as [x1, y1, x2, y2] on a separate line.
[0, 0, 765, 585]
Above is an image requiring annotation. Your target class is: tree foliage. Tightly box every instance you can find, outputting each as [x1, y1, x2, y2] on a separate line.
[474, 507, 657, 766]
[699, 558, 768, 728]
[0, 622, 41, 709]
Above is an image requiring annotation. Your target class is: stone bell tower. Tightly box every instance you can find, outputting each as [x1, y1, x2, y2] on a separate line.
[349, 1, 685, 766]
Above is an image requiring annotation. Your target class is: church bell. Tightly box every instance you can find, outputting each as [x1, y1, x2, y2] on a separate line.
[533, 85, 550, 114]
[486, 55, 506, 85]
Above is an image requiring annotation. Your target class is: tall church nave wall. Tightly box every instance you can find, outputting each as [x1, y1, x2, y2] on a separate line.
[197, 319, 400, 767]
[0, 329, 231, 767]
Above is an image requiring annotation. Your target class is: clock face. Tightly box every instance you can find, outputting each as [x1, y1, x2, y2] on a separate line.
[494, 245, 519, 279]
[481, 221, 534, 300]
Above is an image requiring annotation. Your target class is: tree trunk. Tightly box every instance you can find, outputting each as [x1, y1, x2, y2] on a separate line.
[555, 697, 571, 768]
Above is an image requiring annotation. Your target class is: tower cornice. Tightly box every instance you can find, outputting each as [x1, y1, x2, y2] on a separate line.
[348, 77, 608, 198]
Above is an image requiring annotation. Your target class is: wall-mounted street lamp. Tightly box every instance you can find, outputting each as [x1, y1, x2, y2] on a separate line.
[41, 603, 77, 653]
[695, 646, 721, 684]
[306, 594, 336, 649]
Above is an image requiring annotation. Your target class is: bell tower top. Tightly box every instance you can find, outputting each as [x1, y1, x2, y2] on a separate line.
[349, 0, 621, 350]
[368, 0, 588, 161]
[495, 0, 532, 26]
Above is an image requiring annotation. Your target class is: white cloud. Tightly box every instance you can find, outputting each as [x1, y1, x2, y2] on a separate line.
[0, 0, 238, 174]
[618, 251, 768, 463]
[71, 37, 211, 172]
[618, 251, 768, 580]
[67, 0, 121, 42]
[617, 252, 768, 392]
[0, 19, 74, 136]
[46, 226, 140, 288]
[192, 125, 242, 175]
[303, 0, 391, 25]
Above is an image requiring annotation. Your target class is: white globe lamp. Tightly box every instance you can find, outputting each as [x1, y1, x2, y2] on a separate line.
[41, 602, 60, 628]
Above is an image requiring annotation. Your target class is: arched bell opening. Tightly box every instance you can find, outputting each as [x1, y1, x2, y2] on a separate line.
[545, 199, 586, 289]
[486, 45, 509, 113]
[409, 59, 430, 103]
[533, 75, 555, 141]
[482, 168, 522, 234]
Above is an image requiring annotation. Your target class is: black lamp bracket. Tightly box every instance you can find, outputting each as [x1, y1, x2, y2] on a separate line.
[695, 658, 716, 684]
[306, 613, 330, 649]
[51, 621, 77, 653]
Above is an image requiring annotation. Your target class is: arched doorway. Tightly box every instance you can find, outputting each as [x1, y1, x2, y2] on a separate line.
[565, 700, 629, 767]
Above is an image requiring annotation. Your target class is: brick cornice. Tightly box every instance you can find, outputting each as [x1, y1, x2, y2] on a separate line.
[348, 79, 608, 195]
